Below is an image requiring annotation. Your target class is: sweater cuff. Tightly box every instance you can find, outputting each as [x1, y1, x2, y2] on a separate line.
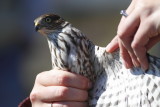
[18, 97, 31, 107]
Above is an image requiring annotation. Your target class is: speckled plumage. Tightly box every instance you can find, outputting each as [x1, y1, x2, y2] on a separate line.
[35, 14, 160, 107]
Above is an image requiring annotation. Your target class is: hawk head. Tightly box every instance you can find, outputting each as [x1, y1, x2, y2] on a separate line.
[34, 14, 66, 35]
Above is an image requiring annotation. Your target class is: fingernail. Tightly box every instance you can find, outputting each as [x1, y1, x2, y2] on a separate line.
[88, 82, 92, 89]
[133, 60, 140, 68]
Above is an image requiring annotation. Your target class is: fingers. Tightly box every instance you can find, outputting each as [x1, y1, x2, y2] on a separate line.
[36, 70, 92, 90]
[119, 39, 133, 68]
[107, 0, 160, 70]
[30, 70, 90, 106]
[126, 0, 136, 14]
[30, 86, 88, 102]
[118, 6, 140, 40]
[107, 9, 141, 68]
[106, 0, 136, 52]
[118, 10, 140, 46]
[131, 20, 158, 70]
[117, 9, 141, 68]
[107, 2, 140, 53]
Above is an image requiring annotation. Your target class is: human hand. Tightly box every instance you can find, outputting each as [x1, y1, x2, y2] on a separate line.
[106, 0, 160, 70]
[30, 69, 92, 107]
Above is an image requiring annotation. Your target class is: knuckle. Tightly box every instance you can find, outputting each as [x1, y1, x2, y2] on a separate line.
[56, 87, 69, 99]
[35, 72, 44, 82]
[144, 20, 156, 35]
[57, 74, 69, 86]
[30, 91, 38, 103]
[117, 29, 122, 36]
[118, 32, 125, 40]
[131, 42, 139, 50]
[117, 27, 125, 40]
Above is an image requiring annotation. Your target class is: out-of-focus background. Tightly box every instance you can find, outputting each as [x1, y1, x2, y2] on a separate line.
[0, 0, 160, 106]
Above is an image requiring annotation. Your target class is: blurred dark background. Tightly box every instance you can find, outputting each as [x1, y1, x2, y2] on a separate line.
[0, 0, 159, 106]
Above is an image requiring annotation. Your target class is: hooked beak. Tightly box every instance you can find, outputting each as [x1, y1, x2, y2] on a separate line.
[35, 25, 40, 32]
[34, 19, 41, 32]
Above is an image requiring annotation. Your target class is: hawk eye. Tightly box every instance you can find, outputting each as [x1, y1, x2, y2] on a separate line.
[45, 17, 52, 23]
